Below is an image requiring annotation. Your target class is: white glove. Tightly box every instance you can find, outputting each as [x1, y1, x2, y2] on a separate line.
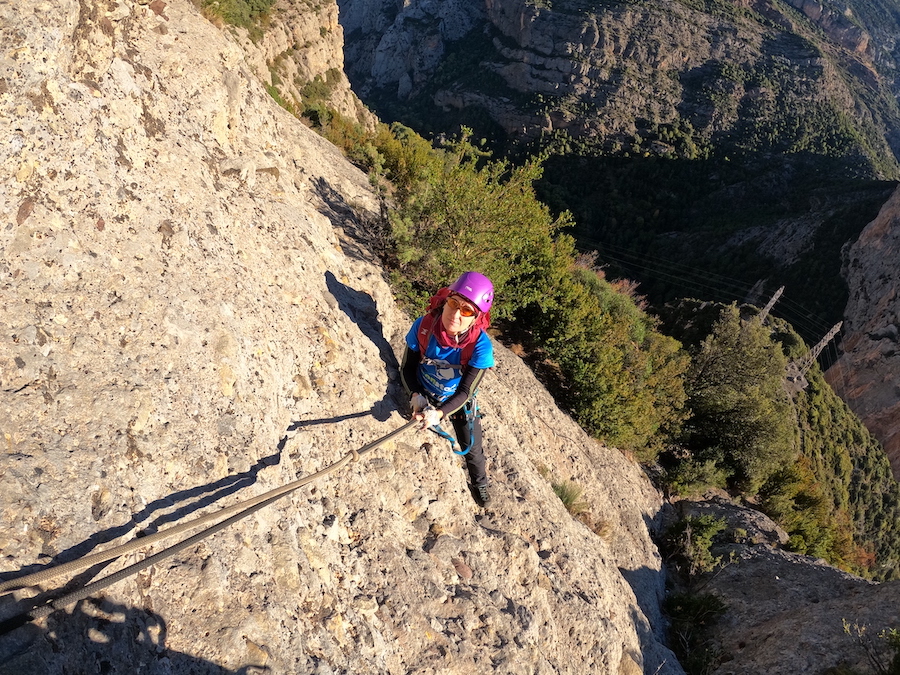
[420, 407, 442, 429]
[410, 393, 429, 413]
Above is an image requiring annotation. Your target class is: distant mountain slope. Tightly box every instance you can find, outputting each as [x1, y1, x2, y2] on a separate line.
[339, 0, 900, 178]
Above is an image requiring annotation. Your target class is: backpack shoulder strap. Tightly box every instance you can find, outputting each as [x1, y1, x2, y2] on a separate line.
[417, 312, 437, 357]
[416, 312, 475, 369]
[460, 341, 475, 368]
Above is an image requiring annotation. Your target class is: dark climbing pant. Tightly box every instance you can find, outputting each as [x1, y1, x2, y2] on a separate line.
[449, 402, 488, 488]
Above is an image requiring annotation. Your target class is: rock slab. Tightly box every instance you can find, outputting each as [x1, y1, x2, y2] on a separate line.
[0, 1, 681, 673]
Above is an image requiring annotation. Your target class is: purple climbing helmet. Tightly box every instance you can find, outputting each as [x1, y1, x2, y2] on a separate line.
[449, 271, 494, 313]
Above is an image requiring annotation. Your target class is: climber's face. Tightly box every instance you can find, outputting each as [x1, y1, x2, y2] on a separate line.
[442, 294, 478, 336]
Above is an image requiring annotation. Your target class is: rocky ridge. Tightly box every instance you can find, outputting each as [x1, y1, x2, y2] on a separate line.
[784, 0, 870, 54]
[663, 495, 900, 674]
[338, 0, 900, 173]
[232, 0, 376, 127]
[827, 185, 900, 477]
[0, 1, 680, 672]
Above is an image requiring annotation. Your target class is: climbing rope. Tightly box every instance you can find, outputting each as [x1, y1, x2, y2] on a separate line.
[0, 418, 416, 628]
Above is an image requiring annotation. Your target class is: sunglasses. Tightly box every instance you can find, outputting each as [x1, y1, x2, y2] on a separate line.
[446, 295, 478, 317]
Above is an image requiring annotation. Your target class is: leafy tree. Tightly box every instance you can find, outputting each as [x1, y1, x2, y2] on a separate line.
[791, 366, 900, 580]
[375, 123, 444, 205]
[381, 128, 573, 320]
[758, 456, 856, 563]
[530, 263, 689, 453]
[678, 304, 794, 492]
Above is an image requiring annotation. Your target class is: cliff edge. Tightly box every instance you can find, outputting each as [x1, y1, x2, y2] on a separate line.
[827, 186, 900, 478]
[0, 1, 680, 673]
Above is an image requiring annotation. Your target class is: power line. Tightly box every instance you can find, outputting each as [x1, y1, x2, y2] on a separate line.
[574, 235, 843, 345]
[578, 236, 759, 299]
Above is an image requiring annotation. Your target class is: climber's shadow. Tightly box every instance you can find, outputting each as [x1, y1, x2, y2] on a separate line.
[324, 271, 406, 421]
[311, 176, 358, 231]
[325, 271, 396, 368]
[311, 177, 387, 264]
[0, 597, 265, 674]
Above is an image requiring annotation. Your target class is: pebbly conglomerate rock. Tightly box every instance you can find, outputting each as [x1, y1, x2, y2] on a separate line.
[0, 1, 681, 673]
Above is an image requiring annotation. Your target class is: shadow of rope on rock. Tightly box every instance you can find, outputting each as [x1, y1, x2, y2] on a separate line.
[0, 451, 281, 594]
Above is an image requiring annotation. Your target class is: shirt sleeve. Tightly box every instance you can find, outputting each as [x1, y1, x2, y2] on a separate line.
[467, 332, 495, 369]
[405, 317, 424, 352]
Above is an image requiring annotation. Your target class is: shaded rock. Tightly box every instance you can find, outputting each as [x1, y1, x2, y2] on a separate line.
[671, 495, 789, 547]
[705, 545, 900, 675]
[828, 184, 900, 477]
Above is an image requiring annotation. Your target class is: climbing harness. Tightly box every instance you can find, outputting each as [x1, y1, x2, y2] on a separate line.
[0, 418, 416, 632]
[428, 397, 481, 456]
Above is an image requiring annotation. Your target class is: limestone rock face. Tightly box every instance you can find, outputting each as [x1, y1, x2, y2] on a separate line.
[338, 0, 486, 100]
[234, 0, 375, 126]
[705, 545, 900, 675]
[783, 0, 870, 53]
[664, 497, 900, 674]
[827, 186, 900, 478]
[0, 1, 681, 673]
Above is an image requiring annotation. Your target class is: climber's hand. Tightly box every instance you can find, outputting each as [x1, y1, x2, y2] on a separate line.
[417, 406, 442, 430]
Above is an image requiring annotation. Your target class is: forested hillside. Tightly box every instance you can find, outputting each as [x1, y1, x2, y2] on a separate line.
[337, 0, 900, 348]
[658, 300, 900, 580]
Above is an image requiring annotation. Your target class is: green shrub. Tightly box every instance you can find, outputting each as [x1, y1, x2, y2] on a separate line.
[551, 480, 589, 516]
[264, 84, 295, 115]
[664, 515, 727, 579]
[300, 69, 342, 103]
[382, 128, 574, 321]
[529, 261, 689, 454]
[198, 0, 274, 38]
[673, 303, 794, 493]
[840, 621, 900, 675]
[665, 458, 729, 497]
[664, 591, 727, 675]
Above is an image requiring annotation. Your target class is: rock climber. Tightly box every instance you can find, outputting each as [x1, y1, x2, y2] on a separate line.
[400, 271, 496, 505]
